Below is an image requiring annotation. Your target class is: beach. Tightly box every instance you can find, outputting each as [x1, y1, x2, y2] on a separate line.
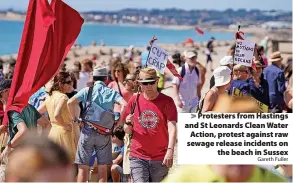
[0, 17, 292, 182]
[0, 25, 292, 95]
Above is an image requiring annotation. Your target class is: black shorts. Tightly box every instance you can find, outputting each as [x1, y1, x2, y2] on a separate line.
[206, 54, 212, 62]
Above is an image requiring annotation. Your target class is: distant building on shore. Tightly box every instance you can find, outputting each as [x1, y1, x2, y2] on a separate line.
[261, 21, 292, 30]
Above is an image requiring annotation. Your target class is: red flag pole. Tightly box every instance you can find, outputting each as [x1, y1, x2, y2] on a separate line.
[145, 35, 157, 68]
[232, 23, 243, 76]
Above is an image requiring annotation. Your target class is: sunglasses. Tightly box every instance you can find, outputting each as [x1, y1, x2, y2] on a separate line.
[63, 80, 72, 85]
[140, 81, 156, 86]
[125, 79, 135, 82]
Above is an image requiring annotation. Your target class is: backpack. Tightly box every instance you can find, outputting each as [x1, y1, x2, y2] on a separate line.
[180, 65, 199, 79]
[196, 88, 218, 113]
[81, 87, 115, 135]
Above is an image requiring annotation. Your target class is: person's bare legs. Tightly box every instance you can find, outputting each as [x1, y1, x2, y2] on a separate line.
[98, 164, 108, 182]
[111, 164, 121, 182]
[77, 165, 90, 182]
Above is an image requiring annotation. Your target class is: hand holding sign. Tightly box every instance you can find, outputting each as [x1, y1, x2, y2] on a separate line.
[149, 37, 158, 46]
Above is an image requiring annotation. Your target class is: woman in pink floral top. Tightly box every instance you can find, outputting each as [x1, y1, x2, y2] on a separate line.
[108, 62, 134, 113]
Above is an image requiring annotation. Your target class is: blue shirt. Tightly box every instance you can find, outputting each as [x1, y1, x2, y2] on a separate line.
[76, 81, 122, 111]
[247, 77, 270, 106]
[141, 50, 149, 66]
[113, 145, 124, 166]
[263, 64, 286, 108]
[114, 145, 124, 155]
[228, 79, 250, 95]
[29, 87, 46, 109]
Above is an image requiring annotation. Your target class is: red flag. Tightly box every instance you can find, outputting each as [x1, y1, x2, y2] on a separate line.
[2, 0, 83, 126]
[195, 27, 204, 35]
[235, 31, 245, 40]
[166, 59, 183, 82]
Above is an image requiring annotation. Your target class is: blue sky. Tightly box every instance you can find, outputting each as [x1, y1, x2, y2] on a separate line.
[0, 0, 292, 11]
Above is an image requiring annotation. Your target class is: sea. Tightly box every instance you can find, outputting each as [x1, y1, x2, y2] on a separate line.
[0, 20, 237, 55]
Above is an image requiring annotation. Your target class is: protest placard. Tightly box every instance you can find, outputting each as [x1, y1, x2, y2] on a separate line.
[255, 100, 269, 113]
[147, 44, 168, 74]
[232, 87, 244, 97]
[178, 113, 293, 165]
[234, 39, 255, 67]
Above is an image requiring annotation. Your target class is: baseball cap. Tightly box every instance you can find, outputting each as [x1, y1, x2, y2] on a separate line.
[184, 51, 197, 59]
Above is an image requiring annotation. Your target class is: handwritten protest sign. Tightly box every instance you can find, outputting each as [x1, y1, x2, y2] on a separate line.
[147, 44, 168, 74]
[234, 39, 255, 67]
[255, 100, 269, 113]
[232, 87, 244, 97]
[232, 88, 269, 113]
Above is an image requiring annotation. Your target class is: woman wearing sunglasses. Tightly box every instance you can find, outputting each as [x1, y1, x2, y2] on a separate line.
[38, 72, 77, 164]
[228, 64, 251, 96]
[108, 62, 134, 114]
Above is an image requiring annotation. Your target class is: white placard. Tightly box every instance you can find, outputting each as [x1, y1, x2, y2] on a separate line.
[147, 44, 168, 74]
[178, 113, 293, 165]
[234, 39, 255, 67]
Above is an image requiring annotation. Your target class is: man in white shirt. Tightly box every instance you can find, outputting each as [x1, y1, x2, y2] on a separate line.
[172, 51, 202, 113]
[77, 59, 93, 91]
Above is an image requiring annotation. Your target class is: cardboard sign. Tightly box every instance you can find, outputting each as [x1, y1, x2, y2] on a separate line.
[232, 87, 244, 97]
[255, 100, 269, 113]
[232, 87, 269, 113]
[234, 39, 255, 67]
[147, 44, 168, 74]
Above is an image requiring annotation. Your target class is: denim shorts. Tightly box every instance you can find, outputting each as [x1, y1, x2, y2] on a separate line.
[129, 156, 169, 182]
[75, 125, 112, 166]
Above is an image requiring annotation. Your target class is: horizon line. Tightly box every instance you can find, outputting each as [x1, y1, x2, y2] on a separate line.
[0, 7, 292, 13]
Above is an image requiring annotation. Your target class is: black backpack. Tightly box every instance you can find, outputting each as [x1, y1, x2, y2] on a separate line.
[180, 65, 199, 79]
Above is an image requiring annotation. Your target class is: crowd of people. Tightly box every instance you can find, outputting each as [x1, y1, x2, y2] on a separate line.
[0, 35, 291, 182]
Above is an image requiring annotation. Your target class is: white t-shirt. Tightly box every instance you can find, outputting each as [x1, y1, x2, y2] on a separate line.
[172, 63, 201, 109]
[77, 72, 91, 91]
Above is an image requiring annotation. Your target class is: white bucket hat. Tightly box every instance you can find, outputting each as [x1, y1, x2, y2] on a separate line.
[213, 66, 231, 87]
[220, 56, 233, 66]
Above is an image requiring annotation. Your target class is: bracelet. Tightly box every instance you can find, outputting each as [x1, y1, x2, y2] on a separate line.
[125, 122, 133, 126]
[168, 148, 174, 151]
[7, 141, 13, 148]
